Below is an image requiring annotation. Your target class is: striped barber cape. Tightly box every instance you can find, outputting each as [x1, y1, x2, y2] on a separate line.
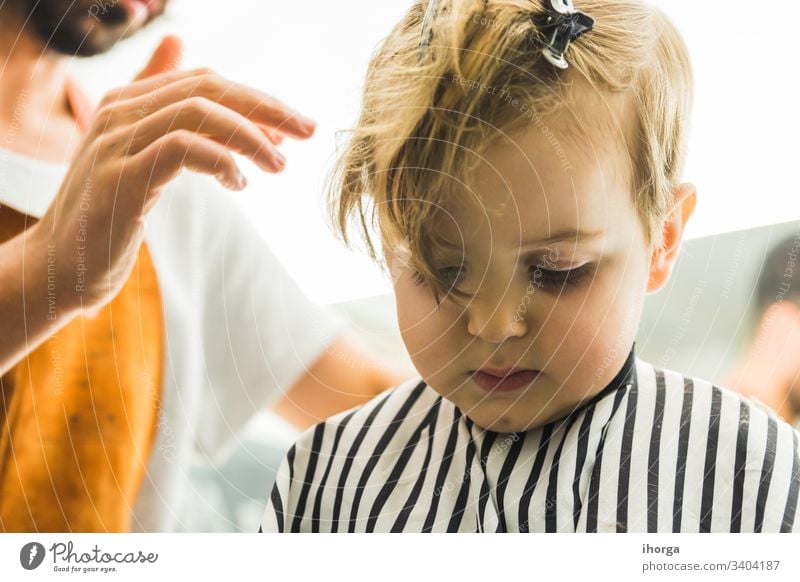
[260, 348, 800, 533]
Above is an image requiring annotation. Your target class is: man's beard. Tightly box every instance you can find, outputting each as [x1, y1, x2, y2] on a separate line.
[19, 0, 167, 57]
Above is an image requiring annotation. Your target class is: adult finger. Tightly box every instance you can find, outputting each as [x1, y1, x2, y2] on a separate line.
[134, 35, 183, 81]
[134, 130, 247, 194]
[129, 72, 317, 139]
[126, 96, 285, 172]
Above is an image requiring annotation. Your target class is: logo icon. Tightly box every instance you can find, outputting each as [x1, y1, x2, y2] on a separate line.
[20, 542, 46, 570]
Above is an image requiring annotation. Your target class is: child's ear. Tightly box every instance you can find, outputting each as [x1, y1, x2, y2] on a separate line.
[647, 182, 697, 293]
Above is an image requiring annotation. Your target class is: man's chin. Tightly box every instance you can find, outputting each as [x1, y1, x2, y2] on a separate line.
[77, 22, 148, 56]
[24, 0, 166, 57]
[53, 24, 137, 58]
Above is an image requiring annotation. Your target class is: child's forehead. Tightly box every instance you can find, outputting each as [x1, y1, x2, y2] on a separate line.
[440, 87, 634, 217]
[427, 166, 635, 257]
[441, 144, 626, 227]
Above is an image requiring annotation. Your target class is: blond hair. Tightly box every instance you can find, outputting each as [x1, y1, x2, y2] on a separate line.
[328, 0, 693, 299]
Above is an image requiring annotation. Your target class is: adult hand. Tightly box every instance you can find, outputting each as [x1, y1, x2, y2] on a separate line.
[29, 35, 315, 313]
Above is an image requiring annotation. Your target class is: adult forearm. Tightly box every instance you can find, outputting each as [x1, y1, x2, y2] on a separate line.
[271, 337, 407, 430]
[0, 225, 80, 375]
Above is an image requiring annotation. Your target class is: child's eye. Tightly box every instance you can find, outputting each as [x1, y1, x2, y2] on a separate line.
[439, 266, 466, 284]
[530, 264, 593, 289]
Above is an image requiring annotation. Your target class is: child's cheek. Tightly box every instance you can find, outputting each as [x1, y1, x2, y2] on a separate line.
[569, 293, 642, 389]
[394, 280, 464, 381]
[394, 273, 438, 330]
[395, 276, 441, 343]
[539, 263, 638, 376]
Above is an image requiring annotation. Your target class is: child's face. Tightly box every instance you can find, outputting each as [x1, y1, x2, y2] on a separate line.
[390, 117, 656, 433]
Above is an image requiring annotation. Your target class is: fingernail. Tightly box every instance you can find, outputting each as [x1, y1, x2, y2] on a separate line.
[273, 152, 286, 171]
[237, 172, 248, 189]
[300, 117, 316, 134]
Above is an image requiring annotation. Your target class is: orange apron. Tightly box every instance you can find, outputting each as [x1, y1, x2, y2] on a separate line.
[0, 78, 164, 532]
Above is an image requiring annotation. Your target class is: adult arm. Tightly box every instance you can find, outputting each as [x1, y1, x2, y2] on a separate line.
[0, 227, 77, 375]
[0, 36, 314, 375]
[272, 336, 406, 430]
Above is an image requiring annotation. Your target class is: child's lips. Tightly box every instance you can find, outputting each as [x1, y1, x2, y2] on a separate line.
[470, 368, 540, 393]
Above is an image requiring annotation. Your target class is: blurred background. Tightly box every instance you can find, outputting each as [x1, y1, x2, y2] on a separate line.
[65, 0, 800, 531]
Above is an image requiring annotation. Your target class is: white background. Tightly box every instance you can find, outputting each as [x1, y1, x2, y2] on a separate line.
[1, 533, 799, 579]
[73, 0, 800, 304]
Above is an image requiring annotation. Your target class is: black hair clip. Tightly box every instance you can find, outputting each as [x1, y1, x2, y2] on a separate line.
[536, 0, 594, 69]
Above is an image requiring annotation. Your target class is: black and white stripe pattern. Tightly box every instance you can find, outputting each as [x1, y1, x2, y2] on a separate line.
[260, 351, 800, 533]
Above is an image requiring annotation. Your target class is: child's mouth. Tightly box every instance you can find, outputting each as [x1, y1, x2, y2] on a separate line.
[470, 368, 540, 393]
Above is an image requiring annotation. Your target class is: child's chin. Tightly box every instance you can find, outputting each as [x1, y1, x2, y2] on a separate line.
[466, 410, 537, 434]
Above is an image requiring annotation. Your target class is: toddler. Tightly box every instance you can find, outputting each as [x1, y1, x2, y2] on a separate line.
[260, 0, 800, 532]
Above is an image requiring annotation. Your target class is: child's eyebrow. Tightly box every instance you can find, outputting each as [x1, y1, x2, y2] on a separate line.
[519, 228, 606, 247]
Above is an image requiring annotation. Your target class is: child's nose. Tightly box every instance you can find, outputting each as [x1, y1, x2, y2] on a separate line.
[465, 291, 529, 343]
